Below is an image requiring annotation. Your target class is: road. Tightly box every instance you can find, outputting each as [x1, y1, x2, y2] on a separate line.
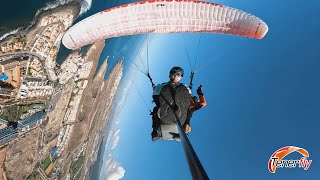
[0, 51, 44, 61]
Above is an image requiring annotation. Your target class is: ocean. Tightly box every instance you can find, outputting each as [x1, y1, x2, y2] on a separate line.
[0, 0, 52, 36]
[1, 0, 148, 179]
[0, 0, 147, 75]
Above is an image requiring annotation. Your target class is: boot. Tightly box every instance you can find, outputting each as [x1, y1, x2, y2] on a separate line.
[151, 129, 160, 142]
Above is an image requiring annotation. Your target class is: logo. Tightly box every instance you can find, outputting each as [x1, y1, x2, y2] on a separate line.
[268, 146, 312, 173]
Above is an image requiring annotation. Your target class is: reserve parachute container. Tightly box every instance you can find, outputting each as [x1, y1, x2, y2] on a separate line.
[62, 0, 268, 50]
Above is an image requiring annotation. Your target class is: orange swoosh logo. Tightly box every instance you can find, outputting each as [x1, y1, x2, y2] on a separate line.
[268, 146, 309, 173]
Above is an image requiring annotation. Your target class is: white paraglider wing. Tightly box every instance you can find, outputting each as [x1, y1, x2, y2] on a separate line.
[63, 0, 268, 50]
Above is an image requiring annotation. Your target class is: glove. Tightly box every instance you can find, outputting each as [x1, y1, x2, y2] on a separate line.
[197, 85, 203, 96]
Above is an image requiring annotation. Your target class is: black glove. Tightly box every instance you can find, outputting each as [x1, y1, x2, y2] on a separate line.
[197, 85, 203, 96]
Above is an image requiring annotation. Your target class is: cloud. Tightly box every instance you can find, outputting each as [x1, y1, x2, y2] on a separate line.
[113, 129, 120, 137]
[111, 129, 120, 150]
[102, 158, 126, 180]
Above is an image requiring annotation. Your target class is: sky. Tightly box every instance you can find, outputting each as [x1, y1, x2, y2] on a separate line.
[107, 1, 320, 180]
[1, 0, 319, 180]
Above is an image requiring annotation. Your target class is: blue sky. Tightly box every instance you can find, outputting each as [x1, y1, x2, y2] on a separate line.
[107, 1, 320, 180]
[3, 0, 318, 179]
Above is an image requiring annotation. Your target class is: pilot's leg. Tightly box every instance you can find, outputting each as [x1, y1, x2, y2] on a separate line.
[151, 107, 160, 141]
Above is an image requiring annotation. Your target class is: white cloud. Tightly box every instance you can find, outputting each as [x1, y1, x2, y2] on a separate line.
[111, 129, 120, 150]
[100, 33, 157, 180]
[102, 158, 126, 180]
[113, 129, 120, 137]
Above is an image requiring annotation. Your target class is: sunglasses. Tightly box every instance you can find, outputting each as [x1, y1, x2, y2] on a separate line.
[171, 72, 182, 77]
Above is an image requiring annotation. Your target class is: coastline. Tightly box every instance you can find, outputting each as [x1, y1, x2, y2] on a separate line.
[55, 41, 124, 179]
[0, 1, 113, 179]
[0, 1, 81, 42]
[0, 0, 126, 178]
[29, 2, 81, 29]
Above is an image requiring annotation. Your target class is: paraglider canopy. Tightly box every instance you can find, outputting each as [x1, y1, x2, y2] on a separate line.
[62, 0, 268, 50]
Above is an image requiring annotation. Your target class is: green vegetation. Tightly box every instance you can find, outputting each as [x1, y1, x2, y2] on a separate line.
[73, 172, 81, 180]
[41, 156, 51, 170]
[27, 175, 40, 180]
[27, 68, 32, 76]
[43, 67, 47, 75]
[0, 105, 20, 121]
[69, 156, 84, 180]
[18, 103, 45, 115]
[0, 103, 45, 121]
